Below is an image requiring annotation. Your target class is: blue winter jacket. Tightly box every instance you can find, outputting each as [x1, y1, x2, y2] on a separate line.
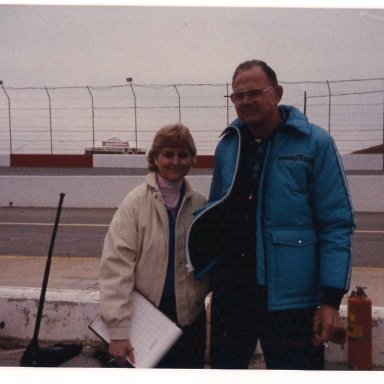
[187, 105, 355, 311]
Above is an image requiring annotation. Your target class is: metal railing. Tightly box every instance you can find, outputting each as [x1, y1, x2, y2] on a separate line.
[0, 79, 383, 155]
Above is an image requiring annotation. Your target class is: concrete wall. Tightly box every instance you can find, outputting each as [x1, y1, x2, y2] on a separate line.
[1, 287, 383, 369]
[342, 154, 383, 171]
[0, 175, 209, 208]
[0, 174, 383, 212]
[0, 154, 10, 167]
[93, 154, 147, 168]
[347, 176, 384, 212]
[0, 175, 146, 208]
[1, 153, 383, 210]
[92, 153, 382, 171]
[0, 287, 100, 343]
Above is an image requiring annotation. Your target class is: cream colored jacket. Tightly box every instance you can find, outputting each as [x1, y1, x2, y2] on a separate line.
[99, 172, 209, 339]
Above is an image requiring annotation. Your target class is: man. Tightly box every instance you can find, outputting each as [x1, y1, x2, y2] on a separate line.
[187, 60, 355, 369]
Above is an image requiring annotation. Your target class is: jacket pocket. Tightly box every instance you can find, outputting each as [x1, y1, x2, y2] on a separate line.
[269, 228, 320, 306]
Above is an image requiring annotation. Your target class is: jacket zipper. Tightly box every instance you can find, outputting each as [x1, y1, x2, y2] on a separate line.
[259, 132, 278, 288]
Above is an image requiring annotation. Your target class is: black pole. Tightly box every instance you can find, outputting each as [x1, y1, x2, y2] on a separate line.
[20, 192, 82, 368]
[20, 193, 83, 367]
[31, 192, 65, 343]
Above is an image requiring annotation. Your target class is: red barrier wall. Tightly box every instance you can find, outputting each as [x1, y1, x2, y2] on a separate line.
[10, 154, 93, 168]
[195, 155, 215, 168]
[9, 154, 214, 168]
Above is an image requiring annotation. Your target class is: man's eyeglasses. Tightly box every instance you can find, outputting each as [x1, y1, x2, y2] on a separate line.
[230, 86, 274, 103]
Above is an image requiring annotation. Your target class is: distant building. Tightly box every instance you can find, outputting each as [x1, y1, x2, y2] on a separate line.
[85, 137, 145, 154]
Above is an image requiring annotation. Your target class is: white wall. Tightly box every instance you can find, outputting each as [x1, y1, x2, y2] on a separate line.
[0, 175, 210, 208]
[93, 154, 148, 168]
[0, 155, 10, 167]
[347, 176, 384, 212]
[0, 175, 145, 208]
[1, 174, 383, 211]
[342, 154, 383, 171]
[91, 154, 384, 172]
[92, 154, 384, 171]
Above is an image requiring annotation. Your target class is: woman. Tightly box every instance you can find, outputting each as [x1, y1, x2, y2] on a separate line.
[99, 123, 209, 368]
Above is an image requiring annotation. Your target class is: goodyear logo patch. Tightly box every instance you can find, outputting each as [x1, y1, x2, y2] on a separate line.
[278, 154, 315, 164]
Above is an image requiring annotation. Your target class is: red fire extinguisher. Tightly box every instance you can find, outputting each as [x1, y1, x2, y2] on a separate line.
[347, 286, 372, 370]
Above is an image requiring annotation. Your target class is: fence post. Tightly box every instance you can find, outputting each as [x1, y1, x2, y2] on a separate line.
[303, 91, 307, 115]
[87, 86, 95, 149]
[382, 79, 384, 171]
[0, 82, 12, 154]
[326, 80, 331, 134]
[127, 79, 138, 151]
[44, 87, 53, 154]
[226, 83, 230, 125]
[174, 84, 181, 123]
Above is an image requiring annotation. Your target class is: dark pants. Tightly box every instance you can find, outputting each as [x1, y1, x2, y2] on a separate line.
[210, 282, 324, 370]
[156, 295, 206, 369]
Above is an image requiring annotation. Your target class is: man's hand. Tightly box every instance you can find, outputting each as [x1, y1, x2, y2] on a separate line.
[109, 339, 136, 365]
[312, 305, 345, 347]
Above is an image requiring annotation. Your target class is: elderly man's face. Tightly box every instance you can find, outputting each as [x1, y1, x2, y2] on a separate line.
[231, 66, 283, 137]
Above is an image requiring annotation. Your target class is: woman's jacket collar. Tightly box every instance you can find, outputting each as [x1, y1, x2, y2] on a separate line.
[145, 172, 193, 199]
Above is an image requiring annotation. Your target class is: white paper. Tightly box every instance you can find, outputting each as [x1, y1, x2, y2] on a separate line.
[89, 290, 183, 368]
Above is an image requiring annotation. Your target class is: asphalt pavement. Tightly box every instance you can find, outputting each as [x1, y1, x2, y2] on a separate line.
[1, 207, 383, 306]
[1, 208, 383, 323]
[1, 207, 383, 267]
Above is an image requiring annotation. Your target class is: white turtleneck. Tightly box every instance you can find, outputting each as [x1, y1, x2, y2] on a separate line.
[157, 174, 184, 211]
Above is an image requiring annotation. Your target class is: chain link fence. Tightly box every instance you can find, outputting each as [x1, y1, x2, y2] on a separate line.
[0, 79, 383, 155]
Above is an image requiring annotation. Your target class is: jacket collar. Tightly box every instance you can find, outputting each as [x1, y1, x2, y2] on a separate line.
[224, 105, 310, 137]
[145, 172, 193, 198]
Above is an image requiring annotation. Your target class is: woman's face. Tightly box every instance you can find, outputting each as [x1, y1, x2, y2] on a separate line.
[156, 146, 193, 182]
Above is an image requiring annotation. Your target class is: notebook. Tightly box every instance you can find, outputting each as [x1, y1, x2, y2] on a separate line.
[89, 290, 183, 368]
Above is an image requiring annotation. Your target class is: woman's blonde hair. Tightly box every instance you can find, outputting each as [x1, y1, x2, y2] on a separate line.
[147, 123, 197, 172]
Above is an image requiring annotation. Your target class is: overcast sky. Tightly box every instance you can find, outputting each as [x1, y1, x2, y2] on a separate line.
[0, 1, 383, 87]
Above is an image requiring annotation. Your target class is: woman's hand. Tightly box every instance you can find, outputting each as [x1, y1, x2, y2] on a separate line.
[109, 339, 136, 365]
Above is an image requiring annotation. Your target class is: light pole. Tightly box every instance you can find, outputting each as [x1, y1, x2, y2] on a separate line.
[126, 77, 138, 152]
